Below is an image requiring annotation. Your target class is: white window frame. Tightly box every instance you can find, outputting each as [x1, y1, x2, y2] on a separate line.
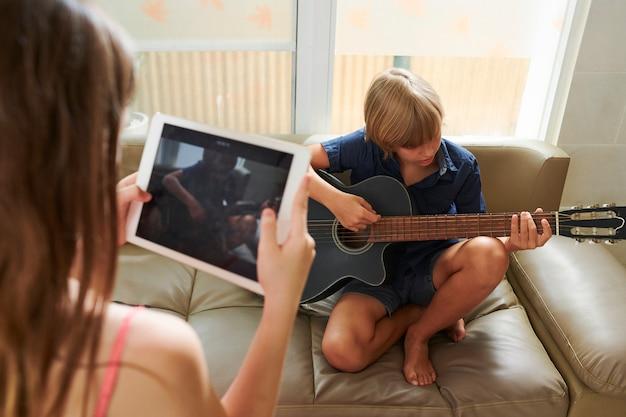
[543, 0, 591, 144]
[293, 0, 336, 134]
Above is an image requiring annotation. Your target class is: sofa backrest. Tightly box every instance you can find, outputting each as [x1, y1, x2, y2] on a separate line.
[460, 139, 570, 213]
[120, 134, 570, 213]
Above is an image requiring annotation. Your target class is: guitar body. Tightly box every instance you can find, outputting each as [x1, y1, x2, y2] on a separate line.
[303, 172, 413, 303]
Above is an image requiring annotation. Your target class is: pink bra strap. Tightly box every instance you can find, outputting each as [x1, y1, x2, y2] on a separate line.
[93, 305, 143, 417]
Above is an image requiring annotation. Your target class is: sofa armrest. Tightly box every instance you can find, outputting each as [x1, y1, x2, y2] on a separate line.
[507, 236, 626, 396]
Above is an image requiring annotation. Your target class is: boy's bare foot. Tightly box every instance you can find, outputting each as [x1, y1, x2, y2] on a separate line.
[446, 318, 466, 343]
[403, 331, 436, 386]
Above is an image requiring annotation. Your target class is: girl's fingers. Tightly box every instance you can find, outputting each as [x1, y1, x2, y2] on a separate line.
[258, 208, 279, 257]
[117, 172, 139, 189]
[117, 184, 151, 246]
[285, 175, 310, 240]
[118, 184, 151, 205]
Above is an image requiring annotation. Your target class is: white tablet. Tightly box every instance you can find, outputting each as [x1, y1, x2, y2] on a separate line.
[126, 113, 311, 295]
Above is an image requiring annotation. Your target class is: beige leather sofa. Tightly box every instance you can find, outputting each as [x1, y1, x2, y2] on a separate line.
[115, 135, 626, 417]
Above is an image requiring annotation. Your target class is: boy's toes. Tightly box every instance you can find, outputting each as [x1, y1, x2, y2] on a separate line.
[430, 370, 437, 383]
[417, 364, 437, 386]
[404, 370, 418, 386]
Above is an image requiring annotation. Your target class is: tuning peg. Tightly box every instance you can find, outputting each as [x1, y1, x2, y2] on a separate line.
[575, 238, 586, 244]
[604, 239, 617, 245]
[601, 203, 616, 208]
[571, 205, 583, 210]
[585, 204, 600, 209]
[589, 239, 601, 244]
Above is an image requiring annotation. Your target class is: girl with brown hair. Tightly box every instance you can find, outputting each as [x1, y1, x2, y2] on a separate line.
[0, 1, 315, 416]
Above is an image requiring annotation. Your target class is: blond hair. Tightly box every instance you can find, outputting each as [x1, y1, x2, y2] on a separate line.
[364, 68, 444, 157]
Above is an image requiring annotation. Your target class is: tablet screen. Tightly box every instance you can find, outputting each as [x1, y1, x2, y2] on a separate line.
[136, 123, 293, 281]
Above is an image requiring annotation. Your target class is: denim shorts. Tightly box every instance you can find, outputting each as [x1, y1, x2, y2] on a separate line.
[341, 249, 446, 316]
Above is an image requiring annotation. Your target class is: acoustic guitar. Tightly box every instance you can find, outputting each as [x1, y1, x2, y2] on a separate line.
[301, 171, 625, 303]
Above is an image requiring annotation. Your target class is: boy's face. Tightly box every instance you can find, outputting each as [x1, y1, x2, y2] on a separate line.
[394, 136, 441, 167]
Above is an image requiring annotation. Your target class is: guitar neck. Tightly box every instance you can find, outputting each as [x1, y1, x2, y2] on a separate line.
[369, 212, 555, 242]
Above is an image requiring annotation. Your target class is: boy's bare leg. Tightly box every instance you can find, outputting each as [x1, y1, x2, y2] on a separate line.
[322, 294, 424, 372]
[403, 236, 509, 386]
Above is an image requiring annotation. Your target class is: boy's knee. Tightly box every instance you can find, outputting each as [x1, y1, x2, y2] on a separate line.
[466, 237, 509, 288]
[321, 331, 369, 372]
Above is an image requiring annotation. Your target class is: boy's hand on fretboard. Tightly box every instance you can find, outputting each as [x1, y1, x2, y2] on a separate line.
[502, 208, 552, 252]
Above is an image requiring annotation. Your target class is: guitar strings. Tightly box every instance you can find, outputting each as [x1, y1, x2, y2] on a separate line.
[306, 224, 602, 243]
[307, 223, 580, 235]
[306, 212, 568, 227]
[306, 218, 565, 229]
[307, 217, 565, 233]
[302, 211, 620, 242]
[307, 220, 591, 232]
[306, 214, 582, 231]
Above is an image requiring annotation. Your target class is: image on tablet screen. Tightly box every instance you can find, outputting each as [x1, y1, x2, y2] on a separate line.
[136, 124, 293, 281]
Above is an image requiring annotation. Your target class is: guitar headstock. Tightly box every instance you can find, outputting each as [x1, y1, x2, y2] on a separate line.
[558, 204, 626, 243]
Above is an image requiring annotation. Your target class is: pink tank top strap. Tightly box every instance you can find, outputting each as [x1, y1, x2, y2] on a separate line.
[93, 305, 144, 417]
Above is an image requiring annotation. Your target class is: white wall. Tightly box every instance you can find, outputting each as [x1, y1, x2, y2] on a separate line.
[558, 0, 626, 263]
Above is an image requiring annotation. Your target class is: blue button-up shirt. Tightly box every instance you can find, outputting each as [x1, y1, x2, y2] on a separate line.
[321, 128, 486, 274]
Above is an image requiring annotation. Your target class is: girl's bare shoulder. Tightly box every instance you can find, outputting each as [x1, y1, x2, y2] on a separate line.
[95, 303, 220, 416]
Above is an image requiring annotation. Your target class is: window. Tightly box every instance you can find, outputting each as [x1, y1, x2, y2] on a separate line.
[98, 0, 583, 141]
[331, 0, 573, 139]
[97, 0, 295, 134]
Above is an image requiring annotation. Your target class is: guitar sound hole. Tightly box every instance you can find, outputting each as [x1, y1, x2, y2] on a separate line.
[336, 225, 371, 250]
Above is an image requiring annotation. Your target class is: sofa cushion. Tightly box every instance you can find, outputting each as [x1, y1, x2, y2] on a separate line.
[189, 308, 315, 404]
[305, 308, 567, 417]
[509, 236, 626, 396]
[114, 244, 195, 316]
[114, 245, 568, 417]
[309, 317, 452, 417]
[432, 307, 568, 417]
[189, 270, 264, 312]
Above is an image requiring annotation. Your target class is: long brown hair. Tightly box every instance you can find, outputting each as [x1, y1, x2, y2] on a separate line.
[0, 1, 134, 416]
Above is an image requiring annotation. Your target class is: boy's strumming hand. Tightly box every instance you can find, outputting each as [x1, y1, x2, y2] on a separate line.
[329, 192, 381, 232]
[502, 208, 552, 253]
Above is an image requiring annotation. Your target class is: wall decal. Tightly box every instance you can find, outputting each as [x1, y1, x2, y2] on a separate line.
[142, 0, 167, 23]
[249, 5, 272, 30]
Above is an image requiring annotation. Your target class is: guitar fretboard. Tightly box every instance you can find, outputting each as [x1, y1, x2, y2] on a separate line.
[368, 212, 551, 242]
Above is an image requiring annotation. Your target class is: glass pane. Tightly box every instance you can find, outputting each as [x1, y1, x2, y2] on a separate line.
[96, 1, 294, 134]
[333, 0, 570, 138]
[98, 0, 293, 45]
[134, 51, 292, 132]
